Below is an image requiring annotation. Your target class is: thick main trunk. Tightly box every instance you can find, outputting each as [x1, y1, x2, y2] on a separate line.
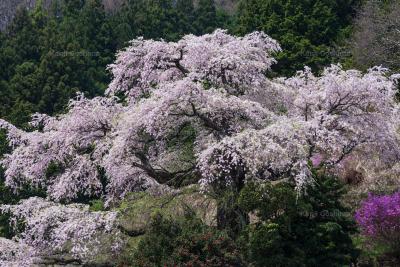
[216, 184, 248, 238]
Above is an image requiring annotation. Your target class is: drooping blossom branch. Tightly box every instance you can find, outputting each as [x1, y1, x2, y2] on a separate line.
[1, 197, 122, 264]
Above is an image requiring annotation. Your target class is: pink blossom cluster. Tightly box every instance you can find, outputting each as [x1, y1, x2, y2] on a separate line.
[107, 30, 281, 101]
[0, 238, 37, 266]
[1, 197, 122, 264]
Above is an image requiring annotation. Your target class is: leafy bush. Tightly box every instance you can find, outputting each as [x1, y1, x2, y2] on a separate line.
[126, 213, 243, 267]
[238, 173, 359, 267]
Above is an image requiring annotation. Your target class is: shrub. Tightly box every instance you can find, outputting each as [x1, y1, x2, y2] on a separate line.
[238, 173, 359, 267]
[355, 191, 400, 257]
[127, 213, 243, 267]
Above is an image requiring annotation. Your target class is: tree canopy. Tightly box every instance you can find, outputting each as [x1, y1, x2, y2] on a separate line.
[0, 30, 399, 264]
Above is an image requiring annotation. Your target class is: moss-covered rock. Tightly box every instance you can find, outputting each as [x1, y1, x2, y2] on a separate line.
[118, 186, 217, 237]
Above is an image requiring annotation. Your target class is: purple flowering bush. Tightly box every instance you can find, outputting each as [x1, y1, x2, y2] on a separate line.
[355, 191, 400, 252]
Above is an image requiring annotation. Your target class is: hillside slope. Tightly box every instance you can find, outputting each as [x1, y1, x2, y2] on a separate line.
[0, 0, 237, 31]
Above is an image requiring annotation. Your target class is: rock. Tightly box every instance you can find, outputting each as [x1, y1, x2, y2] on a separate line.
[118, 185, 217, 236]
[34, 254, 82, 267]
[116, 186, 218, 265]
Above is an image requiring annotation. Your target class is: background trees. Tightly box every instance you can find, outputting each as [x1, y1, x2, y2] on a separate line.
[350, 0, 400, 73]
[0, 0, 115, 127]
[234, 0, 359, 76]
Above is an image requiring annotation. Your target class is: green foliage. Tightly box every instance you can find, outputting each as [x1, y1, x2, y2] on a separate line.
[0, 0, 115, 127]
[234, 0, 359, 76]
[353, 235, 392, 267]
[123, 213, 243, 267]
[89, 199, 105, 211]
[215, 189, 249, 239]
[112, 0, 228, 44]
[237, 174, 360, 267]
[194, 0, 217, 34]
